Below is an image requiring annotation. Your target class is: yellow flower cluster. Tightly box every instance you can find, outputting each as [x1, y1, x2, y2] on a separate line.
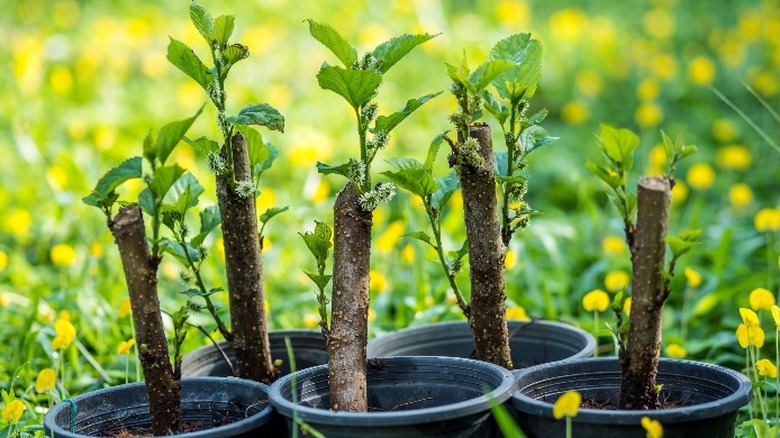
[641, 416, 664, 438]
[118, 338, 136, 355]
[552, 390, 581, 419]
[1, 400, 25, 423]
[604, 270, 630, 292]
[755, 208, 780, 232]
[582, 289, 609, 312]
[52, 318, 77, 350]
[35, 368, 56, 393]
[506, 306, 530, 321]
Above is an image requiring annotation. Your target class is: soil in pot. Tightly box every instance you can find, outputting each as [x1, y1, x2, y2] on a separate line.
[512, 357, 752, 438]
[43, 377, 273, 438]
[268, 356, 517, 438]
[181, 329, 327, 377]
[367, 320, 596, 368]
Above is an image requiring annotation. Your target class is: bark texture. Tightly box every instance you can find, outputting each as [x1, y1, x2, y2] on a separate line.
[457, 123, 512, 369]
[216, 133, 275, 383]
[328, 183, 372, 411]
[619, 176, 672, 410]
[110, 204, 180, 436]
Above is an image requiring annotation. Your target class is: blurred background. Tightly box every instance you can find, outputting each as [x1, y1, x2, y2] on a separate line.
[0, 0, 778, 407]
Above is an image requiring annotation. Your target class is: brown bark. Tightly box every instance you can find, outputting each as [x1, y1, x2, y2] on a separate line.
[619, 176, 672, 410]
[110, 204, 180, 435]
[328, 183, 372, 411]
[457, 123, 512, 369]
[216, 133, 275, 383]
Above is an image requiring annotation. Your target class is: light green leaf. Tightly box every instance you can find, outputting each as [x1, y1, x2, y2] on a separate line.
[300, 221, 333, 265]
[156, 106, 204, 165]
[372, 33, 438, 73]
[381, 159, 438, 198]
[316, 160, 353, 179]
[306, 19, 357, 68]
[586, 160, 622, 190]
[446, 53, 470, 84]
[424, 134, 445, 170]
[403, 231, 436, 249]
[305, 272, 332, 291]
[214, 15, 235, 45]
[226, 103, 285, 132]
[167, 37, 213, 90]
[598, 124, 639, 168]
[189, 1, 215, 43]
[259, 206, 289, 224]
[482, 90, 509, 126]
[83, 156, 142, 208]
[374, 92, 442, 134]
[431, 172, 460, 211]
[142, 129, 155, 164]
[223, 44, 249, 67]
[520, 125, 556, 154]
[164, 172, 204, 215]
[149, 165, 186, 199]
[138, 188, 156, 216]
[494, 151, 509, 177]
[184, 136, 220, 154]
[316, 64, 382, 111]
[236, 126, 278, 178]
[192, 205, 221, 247]
[468, 59, 514, 94]
[489, 34, 542, 99]
[527, 108, 548, 125]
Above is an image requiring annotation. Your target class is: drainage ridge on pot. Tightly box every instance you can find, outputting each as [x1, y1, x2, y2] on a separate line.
[44, 377, 273, 438]
[512, 357, 752, 438]
[367, 320, 596, 368]
[268, 356, 517, 437]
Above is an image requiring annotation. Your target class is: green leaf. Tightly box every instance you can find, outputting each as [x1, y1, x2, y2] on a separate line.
[424, 134, 445, 169]
[305, 272, 332, 291]
[316, 64, 382, 111]
[164, 172, 205, 215]
[214, 15, 235, 45]
[494, 151, 509, 177]
[482, 90, 509, 126]
[448, 239, 469, 262]
[680, 144, 698, 159]
[300, 221, 333, 265]
[155, 106, 204, 165]
[586, 160, 622, 190]
[403, 231, 436, 249]
[184, 136, 220, 154]
[316, 160, 354, 179]
[381, 158, 438, 198]
[259, 206, 289, 224]
[598, 124, 639, 168]
[138, 188, 155, 215]
[161, 238, 200, 263]
[223, 44, 249, 67]
[468, 59, 514, 94]
[661, 130, 674, 165]
[372, 33, 438, 73]
[445, 53, 470, 84]
[431, 172, 460, 211]
[180, 287, 222, 298]
[489, 34, 542, 99]
[306, 19, 357, 68]
[189, 1, 215, 43]
[226, 103, 285, 132]
[83, 156, 142, 208]
[167, 37, 213, 90]
[520, 125, 556, 154]
[666, 229, 702, 258]
[149, 165, 186, 199]
[192, 205, 221, 247]
[142, 129, 155, 164]
[374, 92, 441, 134]
[527, 108, 548, 125]
[236, 126, 278, 178]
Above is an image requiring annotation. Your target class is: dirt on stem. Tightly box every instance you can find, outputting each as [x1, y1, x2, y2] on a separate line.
[110, 204, 181, 436]
[328, 183, 372, 412]
[619, 176, 672, 410]
[216, 133, 275, 383]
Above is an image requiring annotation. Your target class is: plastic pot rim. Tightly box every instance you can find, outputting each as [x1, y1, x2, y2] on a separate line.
[43, 377, 272, 438]
[268, 356, 517, 427]
[512, 357, 752, 425]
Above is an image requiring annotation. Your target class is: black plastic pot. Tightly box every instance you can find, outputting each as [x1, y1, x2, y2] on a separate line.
[512, 357, 752, 438]
[366, 320, 596, 368]
[43, 377, 273, 437]
[268, 356, 517, 437]
[181, 329, 327, 377]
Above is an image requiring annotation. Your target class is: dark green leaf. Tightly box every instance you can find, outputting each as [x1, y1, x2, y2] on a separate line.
[167, 37, 213, 90]
[431, 172, 460, 211]
[149, 165, 186, 199]
[305, 272, 332, 291]
[214, 15, 235, 45]
[164, 172, 204, 215]
[161, 239, 200, 263]
[494, 152, 509, 177]
[403, 231, 436, 249]
[259, 206, 289, 224]
[316, 64, 382, 111]
[226, 103, 285, 132]
[189, 1, 215, 43]
[372, 33, 438, 73]
[374, 92, 441, 134]
[424, 134, 445, 169]
[192, 205, 221, 247]
[138, 188, 155, 215]
[83, 156, 142, 208]
[142, 129, 155, 164]
[496, 175, 526, 185]
[184, 136, 220, 154]
[482, 90, 509, 126]
[180, 287, 222, 298]
[381, 158, 438, 198]
[448, 239, 469, 262]
[156, 106, 203, 165]
[468, 59, 514, 94]
[306, 19, 357, 68]
[316, 160, 354, 179]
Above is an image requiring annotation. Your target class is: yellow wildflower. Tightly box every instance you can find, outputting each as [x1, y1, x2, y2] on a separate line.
[623, 297, 632, 316]
[494, 0, 530, 27]
[90, 242, 103, 258]
[582, 290, 610, 312]
[641, 416, 664, 438]
[686, 163, 715, 191]
[0, 293, 9, 308]
[757, 359, 778, 378]
[771, 305, 780, 331]
[118, 339, 136, 355]
[35, 368, 56, 393]
[755, 208, 780, 232]
[635, 102, 663, 128]
[716, 145, 752, 170]
[561, 100, 589, 124]
[401, 244, 415, 264]
[604, 271, 630, 292]
[750, 288, 776, 311]
[377, 221, 405, 253]
[602, 236, 626, 254]
[665, 343, 686, 358]
[684, 267, 702, 288]
[671, 181, 688, 204]
[552, 390, 581, 419]
[643, 8, 675, 39]
[736, 323, 765, 348]
[729, 183, 753, 208]
[370, 270, 387, 293]
[688, 56, 715, 85]
[50, 243, 77, 267]
[740, 307, 760, 326]
[506, 306, 530, 321]
[712, 118, 738, 142]
[1, 400, 25, 423]
[256, 188, 276, 214]
[0, 250, 8, 272]
[118, 298, 132, 318]
[6, 210, 32, 238]
[505, 249, 517, 269]
[576, 71, 603, 97]
[52, 318, 76, 349]
[637, 78, 660, 101]
[303, 313, 319, 329]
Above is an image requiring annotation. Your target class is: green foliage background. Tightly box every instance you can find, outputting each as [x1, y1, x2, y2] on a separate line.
[0, 0, 778, 431]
